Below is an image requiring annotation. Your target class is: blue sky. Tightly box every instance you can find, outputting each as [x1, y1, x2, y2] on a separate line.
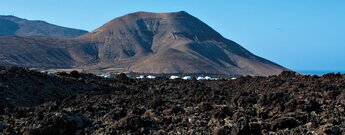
[1, 0, 345, 71]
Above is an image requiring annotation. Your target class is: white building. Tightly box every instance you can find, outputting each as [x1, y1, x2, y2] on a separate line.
[205, 76, 212, 80]
[103, 74, 111, 78]
[182, 76, 192, 80]
[169, 75, 180, 80]
[197, 76, 205, 81]
[136, 75, 145, 79]
[146, 75, 156, 79]
[97, 73, 113, 78]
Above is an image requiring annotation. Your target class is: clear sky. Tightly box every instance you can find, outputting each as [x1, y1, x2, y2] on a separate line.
[1, 0, 345, 71]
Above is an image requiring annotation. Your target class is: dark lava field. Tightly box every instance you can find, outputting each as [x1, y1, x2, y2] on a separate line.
[1, 67, 345, 135]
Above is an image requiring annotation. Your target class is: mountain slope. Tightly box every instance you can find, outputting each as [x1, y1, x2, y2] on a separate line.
[0, 12, 286, 76]
[79, 11, 286, 76]
[0, 15, 88, 38]
[0, 36, 98, 68]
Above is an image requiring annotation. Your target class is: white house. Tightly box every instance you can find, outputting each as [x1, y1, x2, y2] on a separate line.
[182, 76, 192, 80]
[197, 76, 205, 81]
[205, 76, 212, 80]
[146, 75, 156, 79]
[97, 73, 113, 78]
[169, 75, 180, 80]
[103, 74, 111, 78]
[136, 75, 145, 79]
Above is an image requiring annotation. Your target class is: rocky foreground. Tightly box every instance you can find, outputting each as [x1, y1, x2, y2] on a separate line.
[0, 67, 345, 134]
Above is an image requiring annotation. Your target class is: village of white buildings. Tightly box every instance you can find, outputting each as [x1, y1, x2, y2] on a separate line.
[36, 69, 238, 81]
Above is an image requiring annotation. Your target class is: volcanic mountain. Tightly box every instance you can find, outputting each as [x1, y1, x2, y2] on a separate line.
[0, 11, 287, 76]
[78, 11, 286, 75]
[0, 15, 88, 38]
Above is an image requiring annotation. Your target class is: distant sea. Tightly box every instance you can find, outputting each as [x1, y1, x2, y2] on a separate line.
[298, 70, 345, 76]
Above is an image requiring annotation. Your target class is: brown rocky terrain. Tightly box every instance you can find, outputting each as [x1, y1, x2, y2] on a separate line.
[0, 67, 344, 134]
[0, 15, 88, 38]
[0, 12, 286, 76]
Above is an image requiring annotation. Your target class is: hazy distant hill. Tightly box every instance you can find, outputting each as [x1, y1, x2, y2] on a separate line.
[0, 12, 286, 76]
[0, 15, 88, 38]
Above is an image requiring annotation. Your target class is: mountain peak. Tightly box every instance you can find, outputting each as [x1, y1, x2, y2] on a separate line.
[123, 11, 191, 17]
[107, 11, 194, 24]
[82, 11, 222, 42]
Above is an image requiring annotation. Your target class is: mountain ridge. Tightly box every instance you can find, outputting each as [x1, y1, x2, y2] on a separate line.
[0, 15, 88, 38]
[0, 12, 287, 76]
